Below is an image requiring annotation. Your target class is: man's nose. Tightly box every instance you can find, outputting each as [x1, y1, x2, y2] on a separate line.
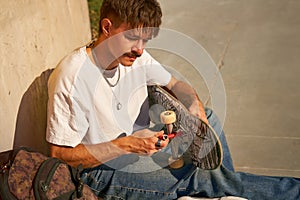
[132, 39, 144, 55]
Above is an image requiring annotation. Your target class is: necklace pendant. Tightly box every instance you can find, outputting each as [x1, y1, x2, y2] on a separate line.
[117, 102, 122, 110]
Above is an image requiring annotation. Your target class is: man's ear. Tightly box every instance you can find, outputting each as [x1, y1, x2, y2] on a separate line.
[101, 18, 112, 37]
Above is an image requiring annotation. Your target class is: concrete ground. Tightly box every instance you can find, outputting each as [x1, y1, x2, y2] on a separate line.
[151, 0, 300, 177]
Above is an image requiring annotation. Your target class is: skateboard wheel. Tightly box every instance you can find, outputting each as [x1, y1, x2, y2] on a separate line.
[168, 157, 184, 169]
[160, 110, 176, 124]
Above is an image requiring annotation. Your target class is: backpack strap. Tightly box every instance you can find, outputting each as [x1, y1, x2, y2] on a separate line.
[69, 164, 84, 199]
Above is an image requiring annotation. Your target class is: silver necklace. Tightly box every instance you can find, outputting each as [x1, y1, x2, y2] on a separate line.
[91, 48, 120, 87]
[91, 47, 122, 110]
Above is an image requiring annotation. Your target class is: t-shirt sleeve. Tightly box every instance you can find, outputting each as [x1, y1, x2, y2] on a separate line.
[46, 92, 89, 147]
[143, 51, 172, 86]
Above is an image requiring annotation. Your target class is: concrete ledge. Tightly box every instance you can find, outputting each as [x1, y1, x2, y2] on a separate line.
[0, 0, 91, 152]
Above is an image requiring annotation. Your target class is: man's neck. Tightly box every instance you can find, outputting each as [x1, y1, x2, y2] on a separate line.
[92, 36, 119, 70]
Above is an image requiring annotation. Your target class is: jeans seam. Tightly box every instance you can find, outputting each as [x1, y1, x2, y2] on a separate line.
[105, 194, 125, 200]
[109, 185, 175, 196]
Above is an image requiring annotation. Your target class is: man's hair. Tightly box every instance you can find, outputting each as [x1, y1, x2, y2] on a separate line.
[99, 0, 162, 35]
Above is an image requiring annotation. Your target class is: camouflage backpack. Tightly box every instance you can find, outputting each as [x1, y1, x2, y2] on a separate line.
[0, 147, 98, 200]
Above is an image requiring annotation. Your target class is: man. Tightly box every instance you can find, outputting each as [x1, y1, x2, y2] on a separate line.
[46, 0, 215, 170]
[47, 0, 299, 199]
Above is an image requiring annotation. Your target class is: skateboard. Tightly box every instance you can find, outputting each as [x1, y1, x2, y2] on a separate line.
[148, 85, 223, 170]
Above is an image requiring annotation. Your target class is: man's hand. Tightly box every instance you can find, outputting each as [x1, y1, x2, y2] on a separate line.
[112, 129, 169, 155]
[188, 97, 208, 124]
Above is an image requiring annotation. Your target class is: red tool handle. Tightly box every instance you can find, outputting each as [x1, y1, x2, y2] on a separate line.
[158, 133, 176, 140]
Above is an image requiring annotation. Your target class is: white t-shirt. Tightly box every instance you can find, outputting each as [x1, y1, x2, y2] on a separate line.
[46, 46, 171, 147]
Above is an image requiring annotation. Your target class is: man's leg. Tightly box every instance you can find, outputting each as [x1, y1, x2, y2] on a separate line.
[81, 160, 300, 199]
[179, 165, 300, 199]
[205, 108, 234, 171]
[81, 108, 300, 199]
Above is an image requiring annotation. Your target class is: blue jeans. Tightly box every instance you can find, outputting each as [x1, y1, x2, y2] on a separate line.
[81, 108, 300, 200]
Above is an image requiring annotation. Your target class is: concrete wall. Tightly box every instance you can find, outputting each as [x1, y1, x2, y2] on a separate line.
[0, 0, 91, 153]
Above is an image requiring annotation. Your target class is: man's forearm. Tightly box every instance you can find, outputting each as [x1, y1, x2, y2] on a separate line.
[50, 142, 127, 168]
[49, 130, 167, 169]
[166, 78, 208, 123]
[171, 81, 200, 107]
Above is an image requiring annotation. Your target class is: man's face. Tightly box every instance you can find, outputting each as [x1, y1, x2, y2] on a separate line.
[106, 23, 153, 67]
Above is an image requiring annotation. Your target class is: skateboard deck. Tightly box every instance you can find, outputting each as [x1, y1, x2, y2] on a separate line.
[148, 85, 223, 170]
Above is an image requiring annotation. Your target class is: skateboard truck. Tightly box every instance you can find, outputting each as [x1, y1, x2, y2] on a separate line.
[160, 110, 184, 169]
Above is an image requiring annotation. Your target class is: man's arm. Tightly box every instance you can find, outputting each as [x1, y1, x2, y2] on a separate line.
[50, 142, 123, 169]
[165, 76, 208, 123]
[50, 129, 168, 168]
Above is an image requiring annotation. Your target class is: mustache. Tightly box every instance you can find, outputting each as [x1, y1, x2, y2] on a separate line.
[123, 51, 142, 58]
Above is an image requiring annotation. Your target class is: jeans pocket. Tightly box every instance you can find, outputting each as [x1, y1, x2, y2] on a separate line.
[81, 165, 115, 196]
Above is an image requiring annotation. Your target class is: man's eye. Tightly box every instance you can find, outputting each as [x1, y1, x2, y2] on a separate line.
[125, 35, 138, 41]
